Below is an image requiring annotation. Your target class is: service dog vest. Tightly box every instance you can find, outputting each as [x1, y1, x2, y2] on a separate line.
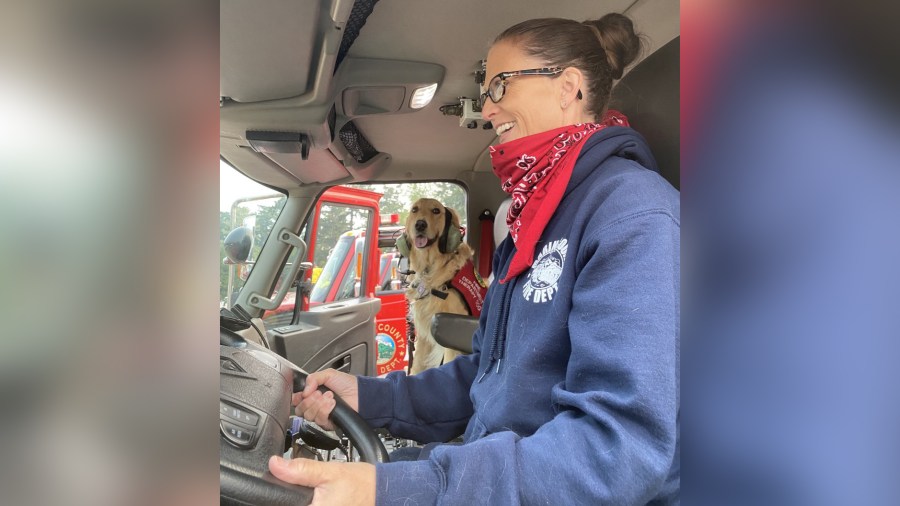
[449, 260, 488, 317]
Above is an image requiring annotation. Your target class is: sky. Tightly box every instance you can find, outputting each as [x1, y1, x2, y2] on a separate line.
[220, 159, 275, 212]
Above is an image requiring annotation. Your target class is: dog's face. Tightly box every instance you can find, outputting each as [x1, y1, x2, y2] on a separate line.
[405, 198, 457, 250]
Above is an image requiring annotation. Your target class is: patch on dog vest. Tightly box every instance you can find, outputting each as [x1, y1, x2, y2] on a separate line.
[450, 260, 488, 317]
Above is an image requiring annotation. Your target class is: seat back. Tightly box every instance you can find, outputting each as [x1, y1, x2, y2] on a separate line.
[493, 199, 512, 247]
[608, 36, 680, 189]
[487, 198, 512, 285]
[430, 313, 476, 354]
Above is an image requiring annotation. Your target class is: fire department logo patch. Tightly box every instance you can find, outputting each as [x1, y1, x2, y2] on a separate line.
[523, 239, 567, 303]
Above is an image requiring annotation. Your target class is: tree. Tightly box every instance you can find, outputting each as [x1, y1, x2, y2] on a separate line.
[357, 182, 467, 229]
[313, 204, 353, 267]
[252, 197, 287, 260]
[219, 197, 286, 302]
[220, 211, 232, 301]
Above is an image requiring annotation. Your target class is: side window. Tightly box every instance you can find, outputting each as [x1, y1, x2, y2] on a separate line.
[308, 204, 373, 305]
[259, 224, 307, 329]
[356, 182, 467, 231]
[220, 162, 286, 309]
[355, 182, 468, 293]
[257, 182, 466, 329]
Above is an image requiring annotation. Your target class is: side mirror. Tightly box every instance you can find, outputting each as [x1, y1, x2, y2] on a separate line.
[397, 256, 411, 285]
[223, 227, 253, 264]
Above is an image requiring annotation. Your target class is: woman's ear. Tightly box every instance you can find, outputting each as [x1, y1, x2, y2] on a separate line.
[559, 67, 585, 106]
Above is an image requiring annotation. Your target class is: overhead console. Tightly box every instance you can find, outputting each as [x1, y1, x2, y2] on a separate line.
[220, 0, 444, 187]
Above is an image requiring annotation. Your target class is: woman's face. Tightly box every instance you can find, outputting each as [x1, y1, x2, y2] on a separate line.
[481, 41, 566, 144]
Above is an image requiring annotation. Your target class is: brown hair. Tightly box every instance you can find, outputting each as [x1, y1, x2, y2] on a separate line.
[494, 14, 643, 118]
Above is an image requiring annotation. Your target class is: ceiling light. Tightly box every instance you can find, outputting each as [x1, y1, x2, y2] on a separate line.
[409, 83, 438, 109]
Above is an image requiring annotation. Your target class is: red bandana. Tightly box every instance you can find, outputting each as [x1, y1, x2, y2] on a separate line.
[490, 110, 629, 283]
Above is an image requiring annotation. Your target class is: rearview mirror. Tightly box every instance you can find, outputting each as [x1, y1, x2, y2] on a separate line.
[223, 227, 253, 264]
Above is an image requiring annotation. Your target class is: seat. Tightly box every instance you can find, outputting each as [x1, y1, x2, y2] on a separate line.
[431, 198, 510, 354]
[430, 313, 476, 354]
[608, 36, 680, 189]
[494, 199, 512, 244]
[487, 198, 512, 285]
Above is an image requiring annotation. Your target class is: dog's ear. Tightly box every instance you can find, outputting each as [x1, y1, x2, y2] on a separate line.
[395, 233, 411, 257]
[439, 207, 463, 253]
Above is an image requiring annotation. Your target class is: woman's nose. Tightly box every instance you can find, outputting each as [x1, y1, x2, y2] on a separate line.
[481, 97, 498, 121]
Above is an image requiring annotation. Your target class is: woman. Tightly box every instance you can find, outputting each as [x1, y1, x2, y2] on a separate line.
[269, 14, 680, 505]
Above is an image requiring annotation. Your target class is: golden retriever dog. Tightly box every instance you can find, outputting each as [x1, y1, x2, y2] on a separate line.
[402, 198, 474, 375]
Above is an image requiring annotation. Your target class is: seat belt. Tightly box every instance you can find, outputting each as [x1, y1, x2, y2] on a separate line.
[477, 209, 494, 279]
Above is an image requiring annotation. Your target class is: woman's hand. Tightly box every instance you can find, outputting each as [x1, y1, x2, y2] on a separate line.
[269, 456, 375, 506]
[295, 368, 358, 430]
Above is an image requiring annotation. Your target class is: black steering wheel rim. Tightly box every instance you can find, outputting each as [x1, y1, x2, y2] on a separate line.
[220, 327, 389, 505]
[220, 388, 388, 505]
[313, 384, 390, 464]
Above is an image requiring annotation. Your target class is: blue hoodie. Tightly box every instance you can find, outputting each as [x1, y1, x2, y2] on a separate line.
[358, 126, 680, 505]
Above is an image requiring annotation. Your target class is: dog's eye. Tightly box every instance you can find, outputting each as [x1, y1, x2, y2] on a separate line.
[411, 206, 418, 213]
[431, 208, 441, 215]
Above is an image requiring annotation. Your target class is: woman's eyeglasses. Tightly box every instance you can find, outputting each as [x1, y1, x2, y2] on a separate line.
[478, 67, 563, 108]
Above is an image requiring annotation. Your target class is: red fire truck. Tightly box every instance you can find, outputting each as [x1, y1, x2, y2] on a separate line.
[261, 186, 410, 376]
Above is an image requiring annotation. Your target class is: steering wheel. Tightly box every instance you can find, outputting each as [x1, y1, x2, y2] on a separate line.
[220, 326, 389, 505]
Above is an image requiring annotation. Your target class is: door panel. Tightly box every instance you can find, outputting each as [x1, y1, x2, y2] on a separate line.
[268, 297, 381, 377]
[323, 343, 366, 374]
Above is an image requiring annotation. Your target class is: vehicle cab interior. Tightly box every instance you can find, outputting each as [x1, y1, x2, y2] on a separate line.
[219, 1, 678, 503]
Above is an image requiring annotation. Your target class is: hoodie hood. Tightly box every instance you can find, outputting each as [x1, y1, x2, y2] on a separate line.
[567, 126, 660, 196]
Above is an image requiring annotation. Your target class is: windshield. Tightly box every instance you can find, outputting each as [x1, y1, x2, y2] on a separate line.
[220, 160, 286, 307]
[355, 182, 467, 230]
[309, 233, 356, 303]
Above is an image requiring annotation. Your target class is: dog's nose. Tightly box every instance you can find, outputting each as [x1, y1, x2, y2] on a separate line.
[415, 220, 427, 232]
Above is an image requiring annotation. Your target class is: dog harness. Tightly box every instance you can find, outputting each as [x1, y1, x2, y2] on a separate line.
[411, 260, 487, 318]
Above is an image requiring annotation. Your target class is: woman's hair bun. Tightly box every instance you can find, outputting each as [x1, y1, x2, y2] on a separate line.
[585, 13, 642, 79]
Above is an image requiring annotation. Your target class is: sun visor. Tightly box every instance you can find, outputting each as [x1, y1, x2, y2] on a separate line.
[247, 131, 310, 159]
[259, 148, 351, 185]
[220, 0, 321, 102]
[244, 130, 346, 184]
